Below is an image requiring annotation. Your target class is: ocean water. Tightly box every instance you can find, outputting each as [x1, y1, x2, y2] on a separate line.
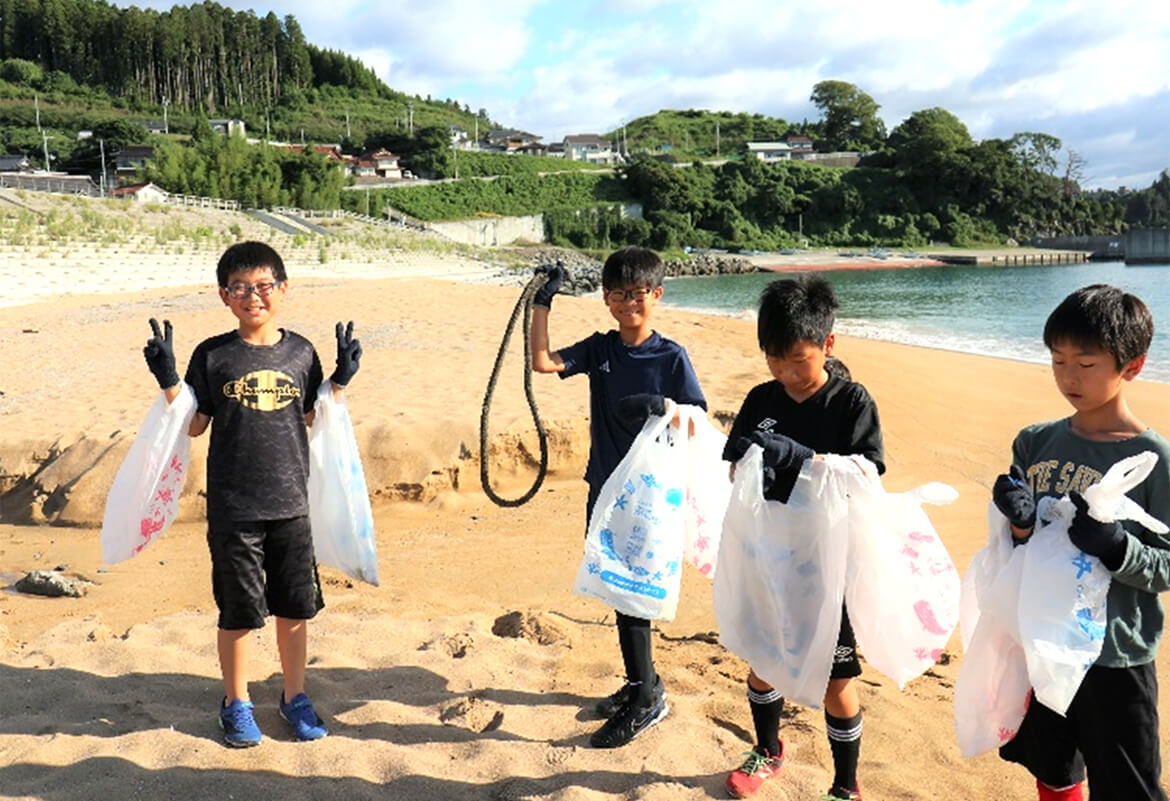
[662, 261, 1170, 384]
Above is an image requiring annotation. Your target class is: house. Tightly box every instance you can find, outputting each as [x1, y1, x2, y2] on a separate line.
[209, 118, 246, 137]
[114, 145, 154, 179]
[786, 134, 814, 153]
[450, 125, 471, 149]
[545, 142, 565, 158]
[484, 128, 542, 153]
[143, 119, 168, 135]
[112, 182, 170, 203]
[0, 155, 34, 173]
[745, 141, 793, 163]
[352, 149, 403, 180]
[563, 134, 613, 164]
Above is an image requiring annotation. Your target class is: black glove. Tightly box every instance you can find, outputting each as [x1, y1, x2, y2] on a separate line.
[143, 318, 180, 390]
[992, 465, 1036, 530]
[617, 394, 666, 426]
[532, 261, 567, 309]
[731, 430, 814, 502]
[329, 321, 362, 387]
[1068, 490, 1128, 569]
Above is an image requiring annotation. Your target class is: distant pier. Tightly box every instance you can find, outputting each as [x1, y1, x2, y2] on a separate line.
[931, 249, 1091, 266]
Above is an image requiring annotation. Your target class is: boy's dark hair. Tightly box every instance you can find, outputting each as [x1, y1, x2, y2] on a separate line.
[601, 246, 665, 290]
[1043, 283, 1153, 370]
[757, 274, 839, 356]
[216, 241, 288, 287]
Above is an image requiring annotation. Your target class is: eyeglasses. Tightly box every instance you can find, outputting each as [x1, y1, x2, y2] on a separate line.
[224, 280, 283, 300]
[605, 287, 654, 302]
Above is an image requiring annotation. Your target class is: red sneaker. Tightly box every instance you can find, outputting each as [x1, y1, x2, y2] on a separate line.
[820, 784, 862, 800]
[725, 747, 783, 798]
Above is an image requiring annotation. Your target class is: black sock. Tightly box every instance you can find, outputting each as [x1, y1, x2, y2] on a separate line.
[616, 611, 656, 705]
[747, 682, 784, 758]
[825, 710, 862, 793]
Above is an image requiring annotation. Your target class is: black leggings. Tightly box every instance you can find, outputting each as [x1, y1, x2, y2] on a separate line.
[588, 484, 658, 699]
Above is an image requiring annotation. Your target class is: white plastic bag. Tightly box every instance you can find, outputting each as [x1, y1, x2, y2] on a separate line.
[954, 509, 1031, 758]
[678, 405, 731, 577]
[1020, 451, 1167, 715]
[101, 384, 196, 564]
[846, 471, 961, 689]
[575, 405, 688, 620]
[308, 381, 379, 586]
[714, 446, 850, 707]
[954, 451, 1170, 757]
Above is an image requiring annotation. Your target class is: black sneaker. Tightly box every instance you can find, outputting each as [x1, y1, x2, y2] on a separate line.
[595, 677, 666, 719]
[589, 695, 669, 748]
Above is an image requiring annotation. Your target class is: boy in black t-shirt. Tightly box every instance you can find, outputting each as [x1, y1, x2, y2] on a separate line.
[141, 241, 362, 748]
[529, 246, 706, 749]
[722, 275, 883, 800]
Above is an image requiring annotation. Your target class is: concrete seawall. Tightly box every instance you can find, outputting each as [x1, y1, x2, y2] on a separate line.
[1126, 229, 1170, 265]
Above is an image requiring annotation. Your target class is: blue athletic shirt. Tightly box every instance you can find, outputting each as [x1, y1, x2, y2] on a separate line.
[558, 330, 706, 489]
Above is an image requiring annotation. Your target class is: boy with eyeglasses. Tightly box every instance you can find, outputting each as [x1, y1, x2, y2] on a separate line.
[141, 240, 362, 748]
[529, 245, 707, 748]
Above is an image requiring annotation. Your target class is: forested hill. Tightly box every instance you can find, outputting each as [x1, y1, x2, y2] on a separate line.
[0, 0, 488, 138]
[609, 110, 807, 161]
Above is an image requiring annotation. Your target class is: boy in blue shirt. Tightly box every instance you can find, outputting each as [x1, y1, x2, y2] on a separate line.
[142, 241, 361, 747]
[530, 246, 706, 749]
[991, 284, 1170, 801]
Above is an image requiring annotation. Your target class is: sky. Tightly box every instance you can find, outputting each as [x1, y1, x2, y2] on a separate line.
[115, 0, 1169, 190]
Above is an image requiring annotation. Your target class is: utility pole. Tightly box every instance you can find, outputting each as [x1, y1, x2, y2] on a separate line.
[162, 96, 169, 134]
[99, 139, 107, 196]
[407, 101, 414, 135]
[345, 107, 351, 140]
[35, 93, 40, 131]
[474, 118, 478, 149]
[715, 120, 720, 158]
[41, 130, 51, 172]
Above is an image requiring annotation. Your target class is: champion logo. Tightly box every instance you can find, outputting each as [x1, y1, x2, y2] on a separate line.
[757, 418, 777, 430]
[599, 360, 611, 373]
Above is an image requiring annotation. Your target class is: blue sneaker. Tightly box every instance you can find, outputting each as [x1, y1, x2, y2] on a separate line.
[280, 693, 328, 741]
[219, 698, 262, 748]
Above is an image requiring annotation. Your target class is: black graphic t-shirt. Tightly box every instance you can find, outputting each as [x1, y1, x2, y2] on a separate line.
[185, 329, 323, 524]
[723, 374, 885, 493]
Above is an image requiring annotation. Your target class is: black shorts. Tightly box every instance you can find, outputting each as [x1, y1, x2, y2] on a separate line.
[831, 604, 862, 680]
[999, 662, 1165, 800]
[207, 516, 324, 630]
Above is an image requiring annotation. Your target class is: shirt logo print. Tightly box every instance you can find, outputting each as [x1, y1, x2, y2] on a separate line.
[223, 370, 301, 412]
[599, 360, 611, 373]
[757, 418, 777, 431]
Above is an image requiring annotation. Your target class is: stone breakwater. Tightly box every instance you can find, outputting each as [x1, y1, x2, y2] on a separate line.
[510, 248, 758, 296]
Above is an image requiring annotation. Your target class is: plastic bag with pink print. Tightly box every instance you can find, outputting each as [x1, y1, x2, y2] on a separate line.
[101, 384, 196, 564]
[677, 404, 732, 578]
[844, 457, 961, 690]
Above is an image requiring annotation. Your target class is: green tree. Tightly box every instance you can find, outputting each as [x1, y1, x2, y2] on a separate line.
[810, 80, 886, 152]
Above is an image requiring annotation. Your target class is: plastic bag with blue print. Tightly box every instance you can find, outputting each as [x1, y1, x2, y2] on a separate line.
[308, 380, 379, 586]
[574, 401, 689, 621]
[1019, 450, 1168, 715]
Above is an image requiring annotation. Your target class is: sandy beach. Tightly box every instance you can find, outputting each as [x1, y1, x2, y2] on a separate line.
[3, 227, 1170, 800]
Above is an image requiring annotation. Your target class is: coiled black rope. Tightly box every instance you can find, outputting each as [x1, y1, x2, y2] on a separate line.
[479, 271, 551, 507]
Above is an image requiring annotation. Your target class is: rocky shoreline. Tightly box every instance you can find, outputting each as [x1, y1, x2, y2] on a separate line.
[506, 247, 758, 295]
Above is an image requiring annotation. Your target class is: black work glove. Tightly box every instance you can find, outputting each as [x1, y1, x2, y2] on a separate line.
[1068, 490, 1128, 570]
[532, 261, 567, 309]
[143, 318, 180, 390]
[617, 393, 666, 427]
[329, 321, 362, 387]
[730, 430, 814, 502]
[992, 465, 1036, 530]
